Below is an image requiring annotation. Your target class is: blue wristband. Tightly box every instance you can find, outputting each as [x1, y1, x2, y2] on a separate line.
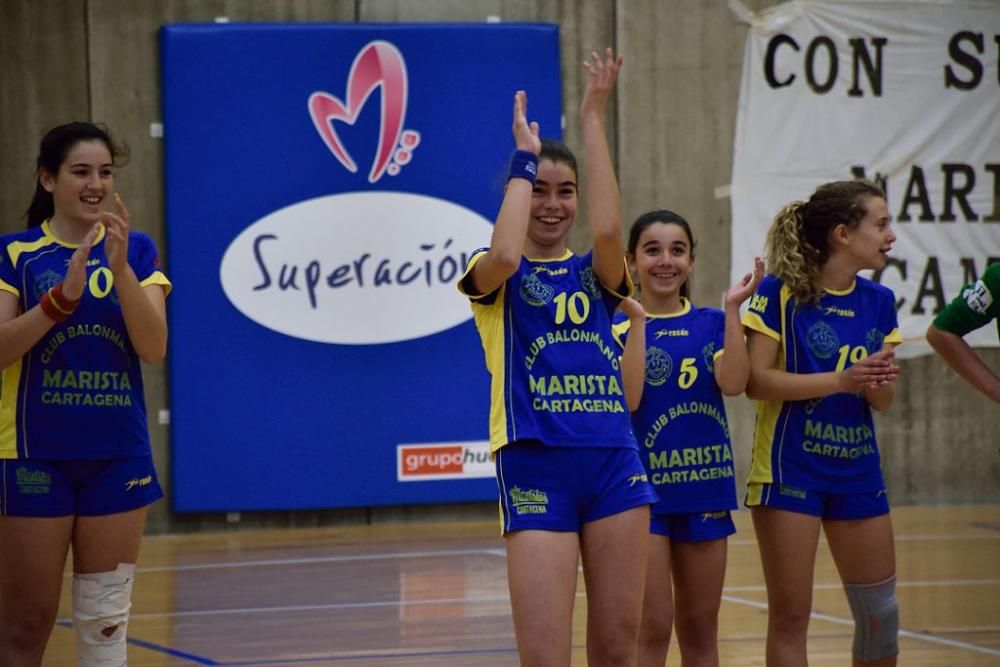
[508, 150, 539, 184]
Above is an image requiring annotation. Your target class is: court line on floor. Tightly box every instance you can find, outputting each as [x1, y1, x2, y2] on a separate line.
[58, 595, 515, 622]
[725, 578, 1000, 592]
[57, 588, 999, 664]
[55, 621, 220, 665]
[66, 533, 998, 576]
[721, 593, 1000, 657]
[56, 576, 1000, 623]
[728, 533, 1000, 546]
[217, 645, 522, 665]
[61, 548, 506, 577]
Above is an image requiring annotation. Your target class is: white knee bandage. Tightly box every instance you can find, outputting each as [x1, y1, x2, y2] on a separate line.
[72, 563, 136, 667]
[844, 574, 899, 663]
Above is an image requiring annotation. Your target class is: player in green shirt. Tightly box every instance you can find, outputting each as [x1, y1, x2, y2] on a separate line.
[926, 262, 1000, 403]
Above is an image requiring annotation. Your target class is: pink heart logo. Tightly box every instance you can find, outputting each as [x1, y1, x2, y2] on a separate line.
[308, 41, 409, 184]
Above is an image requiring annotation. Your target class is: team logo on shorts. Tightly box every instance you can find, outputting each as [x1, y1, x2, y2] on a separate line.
[645, 347, 673, 386]
[702, 342, 716, 373]
[33, 269, 62, 300]
[15, 467, 51, 495]
[580, 267, 602, 300]
[519, 273, 554, 306]
[806, 321, 839, 359]
[777, 484, 807, 500]
[509, 486, 549, 515]
[865, 328, 885, 354]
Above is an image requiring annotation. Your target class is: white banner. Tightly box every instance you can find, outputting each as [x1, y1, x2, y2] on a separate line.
[731, 0, 1000, 358]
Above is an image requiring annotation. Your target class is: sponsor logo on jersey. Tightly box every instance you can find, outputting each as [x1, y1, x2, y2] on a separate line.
[654, 328, 689, 339]
[749, 293, 768, 313]
[627, 472, 648, 487]
[803, 397, 824, 415]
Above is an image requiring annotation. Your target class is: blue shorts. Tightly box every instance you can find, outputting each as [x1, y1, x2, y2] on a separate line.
[745, 482, 889, 520]
[0, 457, 163, 517]
[650, 510, 736, 542]
[495, 443, 656, 535]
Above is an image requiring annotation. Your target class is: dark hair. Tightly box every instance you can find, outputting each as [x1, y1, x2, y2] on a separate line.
[627, 209, 696, 299]
[24, 122, 127, 228]
[539, 137, 577, 179]
[766, 179, 885, 303]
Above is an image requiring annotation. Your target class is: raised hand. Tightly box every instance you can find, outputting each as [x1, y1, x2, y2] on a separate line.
[725, 257, 765, 308]
[512, 90, 541, 155]
[101, 192, 131, 276]
[620, 296, 646, 323]
[581, 47, 623, 120]
[838, 348, 900, 392]
[63, 224, 101, 300]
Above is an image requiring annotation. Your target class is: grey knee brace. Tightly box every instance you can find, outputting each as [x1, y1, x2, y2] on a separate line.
[844, 574, 898, 663]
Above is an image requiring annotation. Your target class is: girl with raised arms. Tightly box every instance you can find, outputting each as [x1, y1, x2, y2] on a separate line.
[614, 210, 762, 666]
[742, 180, 902, 666]
[458, 50, 656, 666]
[0, 122, 170, 666]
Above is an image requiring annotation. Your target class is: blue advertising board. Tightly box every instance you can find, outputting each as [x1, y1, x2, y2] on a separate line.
[161, 23, 562, 511]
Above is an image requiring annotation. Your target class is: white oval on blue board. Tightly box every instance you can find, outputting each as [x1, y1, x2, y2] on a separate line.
[220, 191, 493, 345]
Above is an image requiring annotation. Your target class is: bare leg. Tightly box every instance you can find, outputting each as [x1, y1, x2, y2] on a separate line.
[824, 514, 897, 667]
[581, 505, 650, 667]
[505, 529, 581, 667]
[672, 537, 728, 667]
[752, 507, 822, 667]
[0, 516, 74, 667]
[638, 534, 673, 667]
[72, 506, 149, 573]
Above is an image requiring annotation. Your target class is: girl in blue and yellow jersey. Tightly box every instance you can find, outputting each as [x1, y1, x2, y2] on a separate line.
[742, 180, 902, 667]
[458, 50, 656, 666]
[614, 210, 762, 667]
[0, 123, 169, 666]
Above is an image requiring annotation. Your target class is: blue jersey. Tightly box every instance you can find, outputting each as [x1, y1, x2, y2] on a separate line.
[459, 249, 636, 452]
[0, 221, 171, 460]
[613, 300, 737, 514]
[741, 274, 902, 493]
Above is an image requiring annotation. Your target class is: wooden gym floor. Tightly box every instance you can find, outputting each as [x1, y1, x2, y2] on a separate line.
[40, 505, 1000, 666]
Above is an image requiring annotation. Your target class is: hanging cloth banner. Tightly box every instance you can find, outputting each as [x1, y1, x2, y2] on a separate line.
[730, 0, 999, 358]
